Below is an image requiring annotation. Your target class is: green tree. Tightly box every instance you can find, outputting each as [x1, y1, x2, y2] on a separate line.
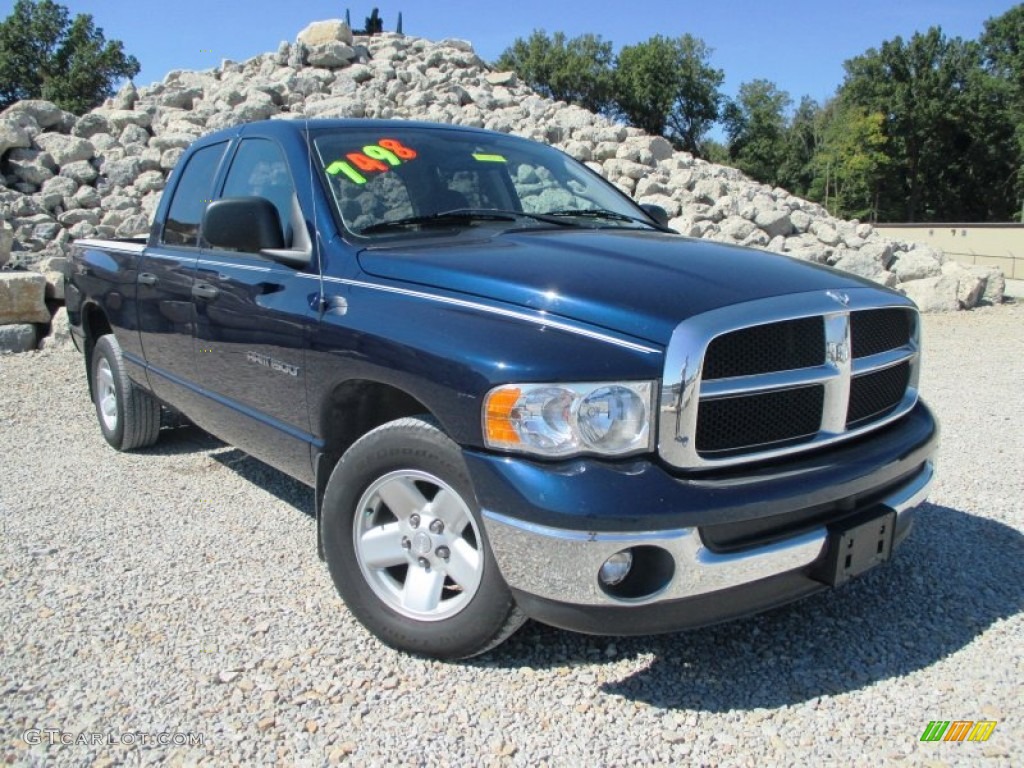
[840, 27, 1017, 221]
[0, 0, 139, 113]
[615, 35, 724, 156]
[811, 102, 890, 220]
[495, 30, 615, 114]
[981, 4, 1024, 89]
[981, 4, 1024, 219]
[722, 79, 792, 186]
[702, 138, 730, 165]
[777, 96, 823, 197]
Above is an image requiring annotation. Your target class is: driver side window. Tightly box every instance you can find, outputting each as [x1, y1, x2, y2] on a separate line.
[218, 139, 296, 249]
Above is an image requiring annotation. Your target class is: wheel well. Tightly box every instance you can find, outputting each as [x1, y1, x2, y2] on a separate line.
[82, 304, 113, 397]
[319, 379, 432, 463]
[314, 380, 435, 557]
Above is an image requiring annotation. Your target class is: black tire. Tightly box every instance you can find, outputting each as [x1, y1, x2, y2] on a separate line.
[321, 417, 525, 659]
[91, 334, 161, 451]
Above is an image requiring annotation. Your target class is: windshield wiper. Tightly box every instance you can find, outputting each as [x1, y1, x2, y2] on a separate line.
[359, 208, 574, 235]
[546, 208, 666, 230]
[359, 210, 516, 234]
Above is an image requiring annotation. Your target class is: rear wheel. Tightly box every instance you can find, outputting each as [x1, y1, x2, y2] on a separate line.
[90, 334, 161, 451]
[321, 417, 525, 659]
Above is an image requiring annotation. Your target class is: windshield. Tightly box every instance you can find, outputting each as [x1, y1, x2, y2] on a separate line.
[312, 127, 654, 238]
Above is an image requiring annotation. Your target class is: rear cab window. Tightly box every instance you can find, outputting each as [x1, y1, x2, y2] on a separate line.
[161, 142, 228, 247]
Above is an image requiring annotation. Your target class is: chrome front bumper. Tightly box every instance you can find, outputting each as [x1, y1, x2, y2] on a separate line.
[482, 460, 934, 607]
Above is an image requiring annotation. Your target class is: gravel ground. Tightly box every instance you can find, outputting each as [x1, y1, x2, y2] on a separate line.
[1, 304, 1022, 767]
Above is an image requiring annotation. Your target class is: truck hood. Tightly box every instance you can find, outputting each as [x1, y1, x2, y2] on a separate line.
[357, 229, 879, 345]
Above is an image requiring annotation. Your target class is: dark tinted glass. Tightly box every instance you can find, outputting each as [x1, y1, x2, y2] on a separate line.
[221, 139, 295, 247]
[162, 142, 226, 247]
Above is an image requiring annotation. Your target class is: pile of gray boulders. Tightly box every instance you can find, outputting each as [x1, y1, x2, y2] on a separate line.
[0, 19, 1006, 352]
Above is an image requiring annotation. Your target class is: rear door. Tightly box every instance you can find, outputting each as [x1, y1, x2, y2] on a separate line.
[137, 141, 227, 405]
[190, 137, 318, 482]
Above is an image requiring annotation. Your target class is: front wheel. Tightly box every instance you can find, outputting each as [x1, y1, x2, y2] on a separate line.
[321, 417, 525, 659]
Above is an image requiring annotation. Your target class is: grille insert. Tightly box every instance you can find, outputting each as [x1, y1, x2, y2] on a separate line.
[851, 308, 912, 358]
[703, 317, 824, 380]
[847, 362, 910, 428]
[697, 386, 824, 456]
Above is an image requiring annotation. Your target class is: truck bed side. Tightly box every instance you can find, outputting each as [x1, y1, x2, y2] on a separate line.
[66, 237, 150, 391]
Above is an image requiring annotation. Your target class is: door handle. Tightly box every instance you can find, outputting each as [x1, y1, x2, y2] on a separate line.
[138, 273, 158, 286]
[256, 282, 284, 296]
[192, 282, 219, 300]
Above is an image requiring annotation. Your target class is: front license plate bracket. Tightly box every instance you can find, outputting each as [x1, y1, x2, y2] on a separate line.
[817, 507, 897, 587]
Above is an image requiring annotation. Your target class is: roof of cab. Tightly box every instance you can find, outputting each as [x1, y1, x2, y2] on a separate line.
[189, 118, 502, 148]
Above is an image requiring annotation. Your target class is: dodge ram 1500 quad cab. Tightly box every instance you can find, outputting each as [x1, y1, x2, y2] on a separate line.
[67, 120, 938, 659]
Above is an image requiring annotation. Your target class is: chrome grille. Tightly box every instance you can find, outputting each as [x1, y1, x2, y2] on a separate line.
[659, 290, 921, 469]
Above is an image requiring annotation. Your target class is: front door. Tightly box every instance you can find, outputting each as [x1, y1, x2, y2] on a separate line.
[191, 137, 318, 482]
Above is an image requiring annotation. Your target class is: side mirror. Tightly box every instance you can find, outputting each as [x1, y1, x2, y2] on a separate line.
[640, 203, 670, 229]
[202, 197, 285, 253]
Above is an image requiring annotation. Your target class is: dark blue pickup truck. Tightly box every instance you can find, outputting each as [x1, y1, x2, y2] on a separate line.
[67, 119, 938, 659]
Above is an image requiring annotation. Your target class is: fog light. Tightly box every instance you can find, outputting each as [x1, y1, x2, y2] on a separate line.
[599, 550, 633, 586]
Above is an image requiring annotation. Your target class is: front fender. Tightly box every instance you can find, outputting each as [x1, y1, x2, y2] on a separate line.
[304, 277, 665, 448]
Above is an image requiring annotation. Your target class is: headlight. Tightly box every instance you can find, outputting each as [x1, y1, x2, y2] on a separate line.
[483, 381, 655, 458]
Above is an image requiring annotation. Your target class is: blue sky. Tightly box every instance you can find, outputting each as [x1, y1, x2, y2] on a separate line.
[24, 0, 1020, 107]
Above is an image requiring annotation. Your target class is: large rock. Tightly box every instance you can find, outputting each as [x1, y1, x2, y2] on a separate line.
[6, 147, 56, 185]
[892, 249, 942, 281]
[113, 82, 138, 110]
[810, 221, 840, 247]
[39, 306, 72, 352]
[73, 112, 112, 138]
[0, 272, 50, 324]
[832, 248, 887, 280]
[72, 185, 102, 209]
[789, 209, 812, 233]
[39, 175, 78, 205]
[2, 100, 63, 129]
[900, 275, 960, 312]
[940, 261, 984, 309]
[0, 115, 32, 157]
[297, 19, 353, 47]
[307, 43, 356, 68]
[754, 209, 793, 238]
[857, 241, 894, 270]
[101, 156, 143, 186]
[60, 160, 98, 184]
[149, 134, 194, 151]
[119, 123, 150, 147]
[720, 215, 757, 241]
[32, 133, 95, 166]
[0, 324, 37, 354]
[968, 265, 1005, 305]
[485, 71, 517, 87]
[106, 109, 152, 133]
